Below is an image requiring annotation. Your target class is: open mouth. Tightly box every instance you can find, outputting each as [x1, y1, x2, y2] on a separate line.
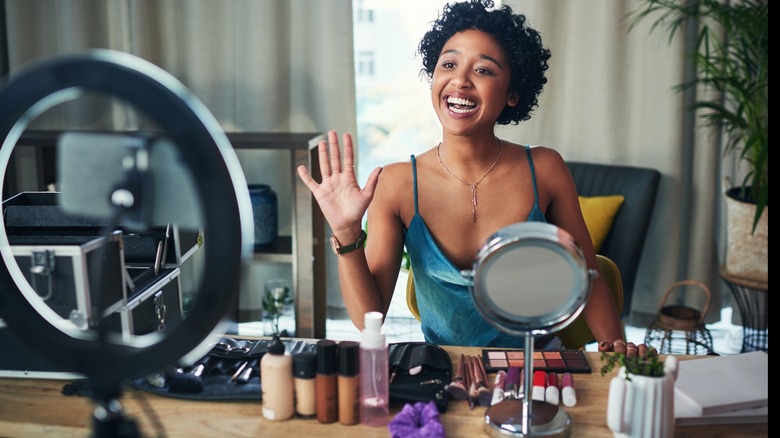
[447, 96, 477, 114]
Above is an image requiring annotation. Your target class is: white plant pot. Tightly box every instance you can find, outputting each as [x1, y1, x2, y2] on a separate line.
[606, 355, 679, 438]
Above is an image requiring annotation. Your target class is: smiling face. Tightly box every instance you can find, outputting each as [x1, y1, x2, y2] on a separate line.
[431, 29, 518, 137]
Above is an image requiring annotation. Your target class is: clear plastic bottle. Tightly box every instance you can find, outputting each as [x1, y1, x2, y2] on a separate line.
[359, 311, 389, 426]
[260, 334, 294, 420]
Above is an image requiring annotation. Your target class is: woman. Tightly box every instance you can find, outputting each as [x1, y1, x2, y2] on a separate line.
[298, 0, 643, 355]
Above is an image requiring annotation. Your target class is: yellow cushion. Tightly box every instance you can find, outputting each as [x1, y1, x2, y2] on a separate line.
[578, 195, 625, 252]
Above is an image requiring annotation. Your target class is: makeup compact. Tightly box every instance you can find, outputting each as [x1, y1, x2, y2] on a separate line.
[481, 349, 591, 374]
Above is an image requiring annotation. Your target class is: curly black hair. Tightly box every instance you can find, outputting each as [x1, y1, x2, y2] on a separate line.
[417, 0, 551, 125]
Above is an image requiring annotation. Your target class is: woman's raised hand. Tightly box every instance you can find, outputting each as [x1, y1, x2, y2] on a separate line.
[296, 130, 381, 234]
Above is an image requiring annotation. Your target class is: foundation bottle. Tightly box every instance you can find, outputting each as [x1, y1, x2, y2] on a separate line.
[315, 339, 338, 423]
[337, 341, 360, 425]
[359, 311, 390, 426]
[293, 351, 317, 419]
[260, 335, 294, 421]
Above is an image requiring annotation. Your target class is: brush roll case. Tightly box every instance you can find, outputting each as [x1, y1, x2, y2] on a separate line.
[132, 338, 451, 407]
[388, 342, 452, 413]
[132, 336, 315, 400]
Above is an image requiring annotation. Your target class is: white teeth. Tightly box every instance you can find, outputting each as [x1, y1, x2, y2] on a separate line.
[447, 96, 477, 113]
[447, 96, 476, 107]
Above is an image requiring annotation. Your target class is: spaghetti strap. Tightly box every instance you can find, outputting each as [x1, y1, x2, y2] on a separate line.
[524, 145, 540, 206]
[411, 155, 419, 213]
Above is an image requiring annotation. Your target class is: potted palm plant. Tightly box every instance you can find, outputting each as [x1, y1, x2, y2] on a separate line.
[628, 0, 768, 283]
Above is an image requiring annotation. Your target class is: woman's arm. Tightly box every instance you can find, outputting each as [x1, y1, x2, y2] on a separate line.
[532, 147, 625, 346]
[297, 130, 404, 330]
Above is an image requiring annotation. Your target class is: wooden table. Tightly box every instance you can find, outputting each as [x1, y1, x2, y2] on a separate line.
[0, 345, 767, 437]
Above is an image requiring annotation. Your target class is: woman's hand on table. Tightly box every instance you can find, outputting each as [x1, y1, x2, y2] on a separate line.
[598, 339, 651, 358]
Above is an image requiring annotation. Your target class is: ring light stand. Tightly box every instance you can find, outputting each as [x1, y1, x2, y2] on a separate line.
[0, 50, 254, 436]
[465, 222, 597, 437]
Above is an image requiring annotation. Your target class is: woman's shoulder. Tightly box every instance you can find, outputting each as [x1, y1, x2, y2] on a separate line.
[374, 159, 414, 196]
[503, 141, 567, 169]
[378, 148, 438, 178]
[378, 159, 411, 179]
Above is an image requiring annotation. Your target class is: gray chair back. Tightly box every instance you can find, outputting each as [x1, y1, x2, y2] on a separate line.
[566, 161, 661, 319]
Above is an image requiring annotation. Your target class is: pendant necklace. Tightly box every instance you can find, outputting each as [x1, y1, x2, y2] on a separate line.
[436, 137, 503, 223]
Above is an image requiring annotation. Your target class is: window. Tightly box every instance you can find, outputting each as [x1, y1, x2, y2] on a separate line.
[355, 0, 375, 23]
[356, 50, 375, 77]
[352, 1, 451, 188]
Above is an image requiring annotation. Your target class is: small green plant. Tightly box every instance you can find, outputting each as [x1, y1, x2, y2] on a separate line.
[600, 347, 665, 380]
[262, 283, 293, 336]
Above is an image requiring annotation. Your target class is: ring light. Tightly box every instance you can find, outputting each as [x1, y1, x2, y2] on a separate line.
[0, 50, 253, 432]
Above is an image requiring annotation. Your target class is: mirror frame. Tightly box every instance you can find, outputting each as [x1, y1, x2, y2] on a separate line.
[468, 222, 593, 337]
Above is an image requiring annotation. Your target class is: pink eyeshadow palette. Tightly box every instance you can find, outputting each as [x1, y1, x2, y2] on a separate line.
[481, 349, 592, 374]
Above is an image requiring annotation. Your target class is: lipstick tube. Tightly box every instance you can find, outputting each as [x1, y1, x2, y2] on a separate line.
[562, 372, 577, 407]
[532, 370, 546, 402]
[545, 372, 560, 405]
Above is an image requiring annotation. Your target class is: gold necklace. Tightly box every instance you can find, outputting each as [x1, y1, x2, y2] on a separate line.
[436, 137, 503, 223]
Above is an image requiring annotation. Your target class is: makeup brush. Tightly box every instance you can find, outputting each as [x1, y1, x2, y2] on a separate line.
[504, 366, 520, 400]
[474, 355, 493, 407]
[170, 356, 211, 393]
[446, 354, 470, 400]
[236, 358, 259, 385]
[145, 365, 179, 388]
[491, 370, 507, 406]
[467, 356, 478, 409]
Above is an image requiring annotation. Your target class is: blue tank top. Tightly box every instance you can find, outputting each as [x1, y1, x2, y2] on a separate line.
[403, 145, 548, 347]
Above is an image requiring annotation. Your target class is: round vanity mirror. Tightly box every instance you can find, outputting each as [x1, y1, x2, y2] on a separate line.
[466, 222, 597, 437]
[0, 50, 253, 435]
[469, 222, 593, 335]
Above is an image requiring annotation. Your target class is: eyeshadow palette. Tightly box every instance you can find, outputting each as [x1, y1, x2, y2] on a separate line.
[481, 349, 592, 374]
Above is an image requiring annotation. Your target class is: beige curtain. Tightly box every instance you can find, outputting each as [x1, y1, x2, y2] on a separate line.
[502, 0, 726, 326]
[2, 0, 730, 326]
[4, 0, 355, 133]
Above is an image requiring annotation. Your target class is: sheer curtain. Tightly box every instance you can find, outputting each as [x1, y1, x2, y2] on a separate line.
[502, 0, 726, 326]
[1, 0, 730, 326]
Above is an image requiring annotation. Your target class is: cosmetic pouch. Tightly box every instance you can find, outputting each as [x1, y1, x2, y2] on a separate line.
[130, 336, 315, 401]
[388, 342, 452, 413]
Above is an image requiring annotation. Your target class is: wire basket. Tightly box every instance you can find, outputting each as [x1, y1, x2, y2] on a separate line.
[644, 280, 715, 355]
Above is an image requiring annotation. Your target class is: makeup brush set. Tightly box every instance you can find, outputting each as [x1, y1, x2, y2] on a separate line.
[133, 337, 316, 400]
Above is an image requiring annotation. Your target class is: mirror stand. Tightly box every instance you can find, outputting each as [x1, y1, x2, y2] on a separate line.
[484, 333, 571, 437]
[469, 222, 594, 438]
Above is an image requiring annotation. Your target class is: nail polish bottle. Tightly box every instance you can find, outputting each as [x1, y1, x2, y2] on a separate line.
[293, 351, 317, 419]
[316, 339, 338, 423]
[359, 311, 389, 426]
[260, 335, 294, 421]
[338, 341, 360, 425]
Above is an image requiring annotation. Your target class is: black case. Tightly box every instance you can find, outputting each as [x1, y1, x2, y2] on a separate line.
[1, 192, 196, 376]
[8, 231, 127, 330]
[388, 342, 453, 413]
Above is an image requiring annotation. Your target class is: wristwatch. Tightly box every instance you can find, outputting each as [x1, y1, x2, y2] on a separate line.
[330, 230, 367, 255]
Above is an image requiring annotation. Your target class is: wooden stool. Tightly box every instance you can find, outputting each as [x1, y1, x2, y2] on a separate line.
[644, 280, 715, 355]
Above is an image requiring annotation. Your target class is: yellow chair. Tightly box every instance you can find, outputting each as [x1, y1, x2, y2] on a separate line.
[405, 254, 624, 350]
